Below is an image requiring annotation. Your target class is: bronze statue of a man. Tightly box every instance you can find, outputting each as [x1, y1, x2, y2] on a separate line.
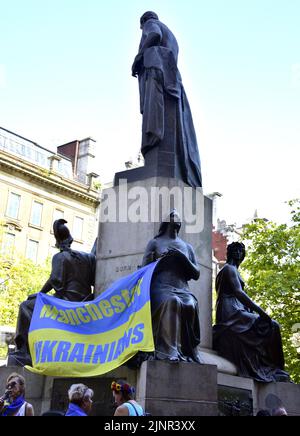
[142, 210, 202, 362]
[8, 220, 96, 366]
[213, 242, 290, 382]
[132, 11, 202, 188]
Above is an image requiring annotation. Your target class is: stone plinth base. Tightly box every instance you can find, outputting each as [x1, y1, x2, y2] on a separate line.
[200, 348, 238, 376]
[136, 361, 218, 416]
[218, 373, 300, 416]
[95, 176, 213, 349]
[257, 380, 300, 417]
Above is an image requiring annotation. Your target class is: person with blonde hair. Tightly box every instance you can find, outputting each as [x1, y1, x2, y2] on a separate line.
[65, 384, 94, 416]
[0, 373, 34, 416]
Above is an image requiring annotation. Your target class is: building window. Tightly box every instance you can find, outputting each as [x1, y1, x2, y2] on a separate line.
[73, 217, 84, 241]
[2, 233, 15, 255]
[26, 240, 39, 263]
[30, 201, 43, 227]
[6, 193, 21, 219]
[53, 209, 64, 223]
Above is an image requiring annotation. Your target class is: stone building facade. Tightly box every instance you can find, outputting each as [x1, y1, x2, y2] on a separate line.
[0, 127, 100, 263]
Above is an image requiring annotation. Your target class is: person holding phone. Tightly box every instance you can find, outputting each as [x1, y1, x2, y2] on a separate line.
[0, 373, 34, 416]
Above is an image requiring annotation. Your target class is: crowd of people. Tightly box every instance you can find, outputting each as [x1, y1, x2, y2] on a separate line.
[0, 372, 290, 417]
[0, 373, 146, 417]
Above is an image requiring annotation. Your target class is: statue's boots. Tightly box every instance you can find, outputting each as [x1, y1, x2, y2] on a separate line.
[7, 348, 32, 367]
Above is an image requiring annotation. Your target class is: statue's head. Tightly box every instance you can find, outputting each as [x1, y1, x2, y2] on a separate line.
[155, 209, 182, 238]
[53, 219, 73, 250]
[140, 11, 159, 28]
[227, 242, 246, 264]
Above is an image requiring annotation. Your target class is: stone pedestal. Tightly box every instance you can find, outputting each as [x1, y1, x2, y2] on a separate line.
[200, 348, 238, 376]
[217, 373, 300, 416]
[136, 361, 218, 416]
[257, 381, 300, 417]
[95, 176, 213, 349]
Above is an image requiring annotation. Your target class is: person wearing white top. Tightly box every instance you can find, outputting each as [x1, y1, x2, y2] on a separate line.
[0, 373, 34, 416]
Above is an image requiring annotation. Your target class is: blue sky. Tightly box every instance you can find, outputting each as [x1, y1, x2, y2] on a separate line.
[0, 0, 299, 225]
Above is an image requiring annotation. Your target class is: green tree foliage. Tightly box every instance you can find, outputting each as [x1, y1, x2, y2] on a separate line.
[241, 200, 300, 382]
[0, 257, 50, 328]
[0, 225, 50, 328]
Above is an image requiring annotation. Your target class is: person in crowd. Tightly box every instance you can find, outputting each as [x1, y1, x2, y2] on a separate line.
[65, 383, 94, 416]
[272, 407, 288, 416]
[256, 409, 271, 416]
[111, 380, 144, 416]
[41, 410, 65, 416]
[0, 373, 34, 416]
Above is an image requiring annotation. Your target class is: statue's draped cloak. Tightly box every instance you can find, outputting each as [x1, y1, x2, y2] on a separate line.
[137, 20, 202, 188]
[213, 265, 289, 382]
[143, 239, 201, 362]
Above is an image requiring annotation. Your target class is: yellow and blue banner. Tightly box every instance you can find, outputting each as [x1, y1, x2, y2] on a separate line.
[27, 262, 157, 377]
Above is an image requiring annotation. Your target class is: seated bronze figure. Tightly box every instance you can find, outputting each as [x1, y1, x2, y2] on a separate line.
[141, 210, 202, 362]
[213, 242, 290, 382]
[8, 219, 96, 367]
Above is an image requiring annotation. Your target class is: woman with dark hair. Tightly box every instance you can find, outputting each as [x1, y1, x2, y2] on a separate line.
[256, 409, 271, 416]
[111, 380, 144, 416]
[213, 242, 289, 383]
[0, 373, 34, 416]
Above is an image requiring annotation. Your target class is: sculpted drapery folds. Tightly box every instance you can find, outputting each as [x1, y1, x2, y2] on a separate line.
[142, 210, 202, 362]
[132, 12, 202, 188]
[213, 242, 290, 383]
